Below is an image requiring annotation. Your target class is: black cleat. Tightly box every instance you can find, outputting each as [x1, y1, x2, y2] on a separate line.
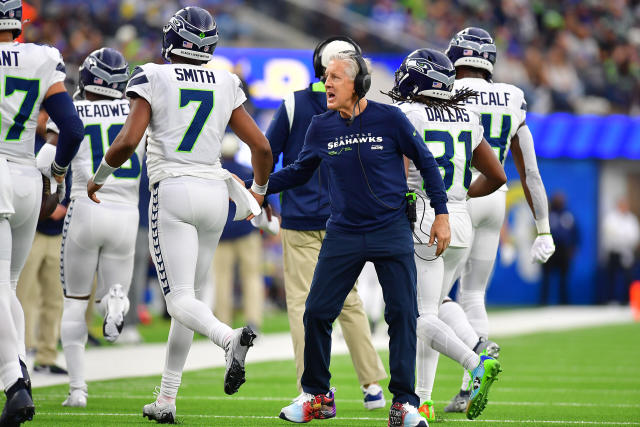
[18, 360, 31, 399]
[223, 326, 256, 395]
[0, 380, 35, 427]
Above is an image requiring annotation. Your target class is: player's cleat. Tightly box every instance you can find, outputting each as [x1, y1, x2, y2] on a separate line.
[103, 284, 128, 343]
[444, 389, 469, 413]
[223, 326, 256, 395]
[279, 388, 336, 423]
[466, 354, 502, 420]
[19, 360, 31, 399]
[362, 384, 386, 410]
[474, 337, 500, 359]
[61, 387, 87, 408]
[143, 400, 176, 424]
[388, 402, 428, 427]
[0, 379, 35, 427]
[418, 400, 435, 422]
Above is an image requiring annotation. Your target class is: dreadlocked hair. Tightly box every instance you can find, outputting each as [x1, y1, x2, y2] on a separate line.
[382, 86, 478, 114]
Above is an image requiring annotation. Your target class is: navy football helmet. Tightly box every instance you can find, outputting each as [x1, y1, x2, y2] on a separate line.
[78, 48, 130, 99]
[392, 48, 456, 100]
[162, 7, 218, 63]
[0, 0, 22, 38]
[445, 27, 497, 75]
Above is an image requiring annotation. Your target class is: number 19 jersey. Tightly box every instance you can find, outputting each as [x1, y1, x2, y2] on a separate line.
[0, 42, 66, 165]
[48, 99, 145, 205]
[454, 78, 527, 190]
[125, 63, 246, 187]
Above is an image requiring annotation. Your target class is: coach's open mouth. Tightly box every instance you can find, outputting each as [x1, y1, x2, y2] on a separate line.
[326, 91, 336, 102]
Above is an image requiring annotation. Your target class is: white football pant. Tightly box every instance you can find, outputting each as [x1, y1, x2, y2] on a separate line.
[149, 177, 233, 400]
[0, 163, 40, 390]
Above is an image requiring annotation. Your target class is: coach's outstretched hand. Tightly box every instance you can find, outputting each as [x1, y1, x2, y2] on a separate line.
[430, 213, 451, 256]
[87, 178, 102, 204]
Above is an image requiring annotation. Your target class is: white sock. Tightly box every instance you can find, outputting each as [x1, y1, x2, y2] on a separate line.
[61, 298, 89, 390]
[165, 287, 232, 348]
[458, 258, 493, 338]
[159, 319, 193, 401]
[9, 290, 26, 361]
[461, 369, 471, 392]
[415, 336, 438, 403]
[439, 299, 479, 348]
[417, 315, 479, 371]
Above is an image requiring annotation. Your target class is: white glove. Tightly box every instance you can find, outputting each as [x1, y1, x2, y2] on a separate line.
[250, 209, 280, 235]
[530, 234, 555, 263]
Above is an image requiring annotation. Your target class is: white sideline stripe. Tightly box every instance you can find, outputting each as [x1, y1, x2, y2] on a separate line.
[30, 306, 633, 389]
[37, 412, 640, 425]
[34, 394, 640, 408]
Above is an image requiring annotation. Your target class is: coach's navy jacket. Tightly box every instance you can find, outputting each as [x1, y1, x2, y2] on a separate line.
[266, 82, 330, 231]
[267, 100, 448, 233]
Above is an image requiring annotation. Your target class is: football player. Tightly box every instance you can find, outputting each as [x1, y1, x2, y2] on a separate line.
[442, 27, 555, 412]
[44, 48, 144, 408]
[0, 1, 83, 424]
[388, 48, 506, 421]
[87, 7, 272, 423]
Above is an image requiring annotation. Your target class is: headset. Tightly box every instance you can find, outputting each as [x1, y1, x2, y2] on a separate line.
[312, 35, 362, 80]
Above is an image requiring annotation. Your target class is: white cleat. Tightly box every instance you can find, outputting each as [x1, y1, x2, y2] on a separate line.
[62, 387, 87, 407]
[103, 284, 129, 343]
[223, 326, 256, 395]
[143, 400, 176, 424]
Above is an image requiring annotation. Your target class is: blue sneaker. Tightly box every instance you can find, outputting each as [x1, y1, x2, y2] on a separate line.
[279, 388, 336, 423]
[466, 354, 502, 420]
[362, 384, 386, 410]
[388, 402, 427, 427]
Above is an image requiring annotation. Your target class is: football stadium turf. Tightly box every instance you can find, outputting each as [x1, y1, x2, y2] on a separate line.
[21, 322, 640, 426]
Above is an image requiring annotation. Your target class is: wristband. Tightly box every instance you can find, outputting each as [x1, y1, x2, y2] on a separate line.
[51, 160, 68, 177]
[251, 180, 268, 196]
[535, 217, 551, 235]
[92, 158, 117, 185]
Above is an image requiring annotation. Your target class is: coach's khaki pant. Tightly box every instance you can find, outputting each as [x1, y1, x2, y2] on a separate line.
[16, 232, 63, 366]
[212, 232, 264, 328]
[282, 228, 387, 391]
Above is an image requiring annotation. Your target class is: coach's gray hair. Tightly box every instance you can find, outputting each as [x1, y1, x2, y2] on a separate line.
[328, 52, 371, 81]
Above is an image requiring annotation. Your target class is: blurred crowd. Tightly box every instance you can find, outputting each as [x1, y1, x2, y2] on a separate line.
[20, 1, 640, 115]
[338, 0, 640, 114]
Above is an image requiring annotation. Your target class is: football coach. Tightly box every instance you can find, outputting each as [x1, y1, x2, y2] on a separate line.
[263, 51, 450, 426]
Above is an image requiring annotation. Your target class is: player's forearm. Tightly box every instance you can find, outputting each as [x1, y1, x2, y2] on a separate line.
[249, 142, 273, 186]
[513, 125, 550, 233]
[468, 175, 504, 198]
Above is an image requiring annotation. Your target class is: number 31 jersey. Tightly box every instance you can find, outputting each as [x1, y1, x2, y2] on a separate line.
[0, 42, 66, 165]
[454, 78, 527, 190]
[125, 63, 247, 187]
[401, 102, 484, 209]
[48, 99, 145, 205]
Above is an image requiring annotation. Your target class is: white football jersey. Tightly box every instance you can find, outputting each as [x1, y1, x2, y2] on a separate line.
[0, 42, 66, 166]
[401, 102, 484, 210]
[454, 78, 527, 189]
[48, 99, 145, 205]
[125, 63, 246, 187]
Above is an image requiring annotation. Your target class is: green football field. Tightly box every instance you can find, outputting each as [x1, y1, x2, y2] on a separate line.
[17, 322, 640, 426]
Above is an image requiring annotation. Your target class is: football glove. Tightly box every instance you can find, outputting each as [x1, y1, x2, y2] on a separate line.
[530, 234, 555, 264]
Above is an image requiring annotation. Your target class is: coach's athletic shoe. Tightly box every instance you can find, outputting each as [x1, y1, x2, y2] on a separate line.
[103, 284, 129, 343]
[223, 326, 257, 395]
[418, 400, 435, 422]
[279, 388, 336, 423]
[444, 389, 469, 413]
[466, 354, 502, 420]
[474, 337, 500, 359]
[0, 379, 34, 427]
[143, 400, 176, 424]
[388, 402, 428, 427]
[62, 387, 87, 408]
[362, 384, 386, 410]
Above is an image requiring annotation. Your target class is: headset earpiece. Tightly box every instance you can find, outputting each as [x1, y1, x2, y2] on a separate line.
[352, 54, 371, 99]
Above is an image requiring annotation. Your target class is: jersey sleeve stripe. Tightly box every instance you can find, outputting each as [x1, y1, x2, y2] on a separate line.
[128, 75, 149, 88]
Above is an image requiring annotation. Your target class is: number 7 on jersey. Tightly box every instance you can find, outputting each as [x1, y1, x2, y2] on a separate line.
[176, 89, 214, 152]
